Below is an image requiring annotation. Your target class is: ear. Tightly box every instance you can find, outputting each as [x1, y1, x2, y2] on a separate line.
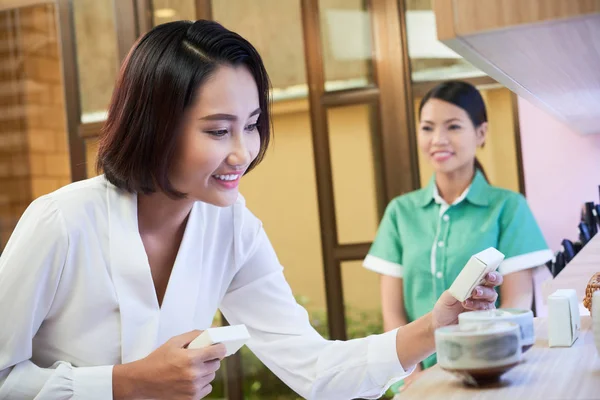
[476, 122, 488, 147]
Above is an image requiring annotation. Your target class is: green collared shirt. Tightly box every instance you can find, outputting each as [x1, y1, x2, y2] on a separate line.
[364, 170, 552, 369]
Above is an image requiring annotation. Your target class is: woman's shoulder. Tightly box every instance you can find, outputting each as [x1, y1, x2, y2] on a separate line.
[387, 186, 431, 210]
[14, 176, 109, 240]
[40, 175, 109, 216]
[484, 185, 527, 206]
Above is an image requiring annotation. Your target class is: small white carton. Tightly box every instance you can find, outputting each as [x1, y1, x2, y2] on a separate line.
[448, 247, 505, 302]
[548, 289, 581, 347]
[188, 325, 251, 357]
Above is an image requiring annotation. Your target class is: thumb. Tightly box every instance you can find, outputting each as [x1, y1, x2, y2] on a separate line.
[168, 330, 203, 348]
[440, 291, 461, 307]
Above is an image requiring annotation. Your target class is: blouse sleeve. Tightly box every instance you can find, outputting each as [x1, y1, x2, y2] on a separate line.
[0, 196, 112, 400]
[220, 225, 412, 400]
[363, 200, 404, 278]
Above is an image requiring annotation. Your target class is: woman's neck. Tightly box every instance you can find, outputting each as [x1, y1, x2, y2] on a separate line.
[137, 191, 194, 235]
[435, 165, 476, 205]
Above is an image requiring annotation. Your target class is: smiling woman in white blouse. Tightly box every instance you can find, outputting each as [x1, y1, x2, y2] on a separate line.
[0, 20, 502, 400]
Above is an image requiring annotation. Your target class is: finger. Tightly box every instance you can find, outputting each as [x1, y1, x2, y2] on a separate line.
[198, 371, 216, 383]
[169, 330, 203, 348]
[197, 383, 213, 399]
[440, 291, 461, 307]
[463, 299, 497, 311]
[201, 359, 221, 375]
[188, 343, 227, 362]
[471, 286, 498, 302]
[482, 272, 503, 287]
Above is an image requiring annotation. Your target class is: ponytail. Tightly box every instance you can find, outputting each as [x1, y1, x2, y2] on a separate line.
[474, 157, 489, 182]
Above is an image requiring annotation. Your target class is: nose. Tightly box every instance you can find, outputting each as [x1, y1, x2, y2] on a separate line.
[227, 133, 252, 168]
[431, 127, 449, 145]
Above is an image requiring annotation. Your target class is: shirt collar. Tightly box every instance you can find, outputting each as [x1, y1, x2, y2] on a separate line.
[417, 169, 490, 208]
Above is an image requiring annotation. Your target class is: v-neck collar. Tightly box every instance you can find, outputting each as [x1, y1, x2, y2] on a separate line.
[106, 180, 205, 362]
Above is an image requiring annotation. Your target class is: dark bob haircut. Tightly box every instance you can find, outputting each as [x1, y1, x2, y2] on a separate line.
[97, 20, 271, 197]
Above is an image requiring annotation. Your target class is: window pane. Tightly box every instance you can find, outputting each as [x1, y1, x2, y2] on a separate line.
[73, 0, 119, 123]
[341, 261, 382, 339]
[319, 0, 374, 91]
[405, 0, 484, 82]
[152, 0, 196, 25]
[221, 2, 327, 397]
[328, 104, 381, 244]
[239, 103, 326, 398]
[0, 4, 70, 250]
[212, 0, 308, 101]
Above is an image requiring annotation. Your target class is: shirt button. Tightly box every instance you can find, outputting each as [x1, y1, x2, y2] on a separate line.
[443, 214, 450, 222]
[437, 241, 445, 247]
[436, 271, 443, 279]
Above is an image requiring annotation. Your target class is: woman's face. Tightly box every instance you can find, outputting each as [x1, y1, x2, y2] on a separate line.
[418, 98, 487, 176]
[170, 64, 261, 207]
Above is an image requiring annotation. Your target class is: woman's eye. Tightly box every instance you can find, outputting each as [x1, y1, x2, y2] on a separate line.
[245, 123, 259, 132]
[448, 124, 462, 130]
[420, 126, 433, 132]
[206, 129, 229, 137]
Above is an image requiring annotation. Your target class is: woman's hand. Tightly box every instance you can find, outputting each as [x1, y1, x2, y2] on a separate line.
[432, 272, 503, 331]
[399, 363, 423, 392]
[113, 330, 226, 400]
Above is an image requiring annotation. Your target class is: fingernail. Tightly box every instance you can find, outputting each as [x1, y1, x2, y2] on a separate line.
[476, 288, 483, 296]
[489, 273, 497, 282]
[465, 299, 473, 308]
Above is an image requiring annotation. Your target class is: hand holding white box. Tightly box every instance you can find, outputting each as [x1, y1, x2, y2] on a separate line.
[188, 325, 251, 357]
[448, 247, 505, 302]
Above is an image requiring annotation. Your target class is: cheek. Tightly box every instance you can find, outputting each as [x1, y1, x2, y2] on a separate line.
[249, 132, 262, 159]
[417, 133, 430, 153]
[178, 135, 220, 174]
[453, 133, 477, 154]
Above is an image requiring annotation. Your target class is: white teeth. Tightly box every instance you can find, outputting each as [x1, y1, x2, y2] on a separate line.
[213, 174, 239, 181]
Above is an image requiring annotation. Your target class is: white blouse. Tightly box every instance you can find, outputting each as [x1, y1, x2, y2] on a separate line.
[0, 176, 410, 400]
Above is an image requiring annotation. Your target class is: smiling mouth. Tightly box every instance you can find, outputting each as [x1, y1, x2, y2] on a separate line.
[211, 173, 242, 189]
[431, 151, 454, 161]
[213, 174, 240, 181]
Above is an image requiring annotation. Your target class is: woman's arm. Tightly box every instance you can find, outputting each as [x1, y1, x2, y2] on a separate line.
[220, 228, 412, 400]
[499, 269, 533, 309]
[380, 275, 408, 331]
[220, 227, 502, 400]
[0, 197, 114, 399]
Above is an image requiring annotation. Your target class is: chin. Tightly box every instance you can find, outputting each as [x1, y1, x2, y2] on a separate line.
[212, 198, 238, 208]
[433, 161, 461, 174]
[193, 192, 239, 208]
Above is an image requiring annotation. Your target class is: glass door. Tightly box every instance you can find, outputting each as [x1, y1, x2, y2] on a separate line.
[0, 2, 71, 251]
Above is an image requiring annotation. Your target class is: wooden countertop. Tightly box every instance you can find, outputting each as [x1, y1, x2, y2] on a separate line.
[542, 234, 600, 302]
[399, 317, 600, 399]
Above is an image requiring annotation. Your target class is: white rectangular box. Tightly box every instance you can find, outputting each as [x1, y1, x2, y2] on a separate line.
[548, 289, 581, 347]
[448, 247, 505, 302]
[188, 325, 250, 357]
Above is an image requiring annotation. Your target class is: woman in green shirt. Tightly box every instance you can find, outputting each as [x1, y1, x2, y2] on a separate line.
[364, 81, 552, 389]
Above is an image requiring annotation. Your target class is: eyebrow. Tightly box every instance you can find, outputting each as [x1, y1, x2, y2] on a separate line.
[421, 118, 462, 124]
[200, 108, 261, 121]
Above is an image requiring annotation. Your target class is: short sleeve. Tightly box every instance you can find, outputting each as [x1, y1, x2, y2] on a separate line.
[363, 200, 404, 278]
[497, 194, 553, 275]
